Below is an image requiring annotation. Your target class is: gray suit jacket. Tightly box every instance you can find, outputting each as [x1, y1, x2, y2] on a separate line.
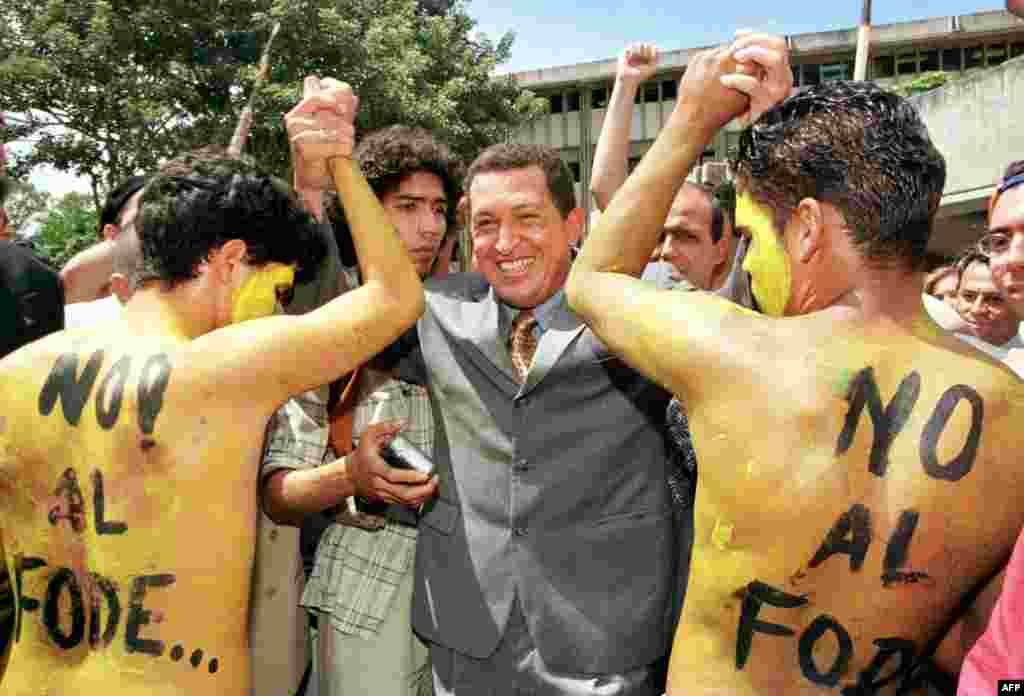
[410, 273, 675, 674]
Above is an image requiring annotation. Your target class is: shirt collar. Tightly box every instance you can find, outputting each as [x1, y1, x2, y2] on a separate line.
[496, 287, 566, 337]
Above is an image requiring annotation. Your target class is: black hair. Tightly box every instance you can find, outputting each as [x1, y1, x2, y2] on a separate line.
[98, 176, 148, 237]
[328, 126, 461, 267]
[465, 143, 577, 219]
[734, 81, 946, 270]
[135, 150, 325, 288]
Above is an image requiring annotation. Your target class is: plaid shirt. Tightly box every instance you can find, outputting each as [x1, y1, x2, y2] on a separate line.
[300, 369, 434, 638]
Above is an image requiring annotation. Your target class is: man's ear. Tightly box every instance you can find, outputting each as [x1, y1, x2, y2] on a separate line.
[793, 198, 825, 264]
[101, 223, 120, 242]
[565, 207, 585, 245]
[209, 239, 249, 283]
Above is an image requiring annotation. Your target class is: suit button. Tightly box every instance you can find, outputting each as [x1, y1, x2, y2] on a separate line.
[512, 527, 527, 537]
[514, 459, 531, 473]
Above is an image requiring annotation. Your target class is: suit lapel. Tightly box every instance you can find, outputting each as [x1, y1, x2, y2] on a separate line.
[518, 294, 585, 398]
[429, 285, 519, 387]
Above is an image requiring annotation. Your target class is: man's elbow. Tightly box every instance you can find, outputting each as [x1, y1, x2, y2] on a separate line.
[391, 280, 426, 330]
[260, 473, 303, 527]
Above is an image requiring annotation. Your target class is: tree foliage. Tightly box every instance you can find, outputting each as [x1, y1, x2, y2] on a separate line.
[0, 0, 545, 204]
[4, 181, 52, 234]
[889, 71, 954, 98]
[30, 192, 98, 268]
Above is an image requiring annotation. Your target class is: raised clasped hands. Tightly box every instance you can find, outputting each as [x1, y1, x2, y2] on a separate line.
[285, 75, 359, 192]
[677, 31, 793, 133]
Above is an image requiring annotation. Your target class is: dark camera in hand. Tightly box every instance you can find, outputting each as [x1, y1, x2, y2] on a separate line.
[380, 434, 435, 476]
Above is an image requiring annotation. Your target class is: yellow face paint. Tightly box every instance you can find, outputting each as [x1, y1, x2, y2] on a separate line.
[738, 192, 792, 317]
[230, 263, 295, 324]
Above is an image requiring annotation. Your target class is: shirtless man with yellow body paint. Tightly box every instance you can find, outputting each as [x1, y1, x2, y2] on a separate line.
[0, 79, 433, 696]
[567, 35, 1024, 695]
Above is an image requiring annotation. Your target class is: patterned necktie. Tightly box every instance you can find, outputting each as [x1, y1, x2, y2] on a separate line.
[509, 309, 539, 382]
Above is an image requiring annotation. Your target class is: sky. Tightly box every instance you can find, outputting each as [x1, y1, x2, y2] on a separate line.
[469, 0, 1002, 74]
[16, 0, 1005, 198]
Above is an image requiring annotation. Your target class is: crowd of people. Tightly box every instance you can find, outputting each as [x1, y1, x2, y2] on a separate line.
[1, 20, 1024, 696]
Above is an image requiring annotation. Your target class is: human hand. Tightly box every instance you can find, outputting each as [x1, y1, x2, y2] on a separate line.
[674, 43, 749, 136]
[617, 44, 658, 87]
[285, 76, 359, 192]
[348, 421, 439, 508]
[721, 31, 793, 125]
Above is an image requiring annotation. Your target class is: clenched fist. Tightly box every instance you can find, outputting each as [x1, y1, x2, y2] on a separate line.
[618, 44, 659, 87]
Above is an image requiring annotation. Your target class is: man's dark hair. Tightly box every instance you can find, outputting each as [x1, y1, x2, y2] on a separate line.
[955, 248, 991, 291]
[713, 179, 738, 239]
[683, 182, 725, 244]
[98, 176, 148, 237]
[465, 143, 577, 219]
[136, 150, 325, 288]
[328, 126, 461, 266]
[733, 81, 946, 270]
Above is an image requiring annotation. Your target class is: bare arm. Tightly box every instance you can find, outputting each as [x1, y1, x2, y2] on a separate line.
[567, 35, 791, 401]
[60, 241, 115, 303]
[191, 79, 424, 408]
[262, 421, 437, 526]
[0, 532, 10, 682]
[1009, 0, 1024, 19]
[590, 45, 657, 212]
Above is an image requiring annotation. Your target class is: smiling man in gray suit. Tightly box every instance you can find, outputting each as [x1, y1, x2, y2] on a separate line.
[411, 143, 676, 695]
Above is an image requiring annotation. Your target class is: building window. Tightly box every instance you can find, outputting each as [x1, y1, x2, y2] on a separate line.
[567, 161, 581, 182]
[566, 91, 580, 112]
[643, 83, 659, 103]
[965, 44, 985, 70]
[872, 55, 895, 78]
[942, 47, 963, 71]
[549, 94, 564, 114]
[988, 43, 1008, 67]
[821, 62, 851, 82]
[592, 86, 609, 110]
[919, 49, 939, 72]
[661, 79, 677, 100]
[896, 51, 918, 76]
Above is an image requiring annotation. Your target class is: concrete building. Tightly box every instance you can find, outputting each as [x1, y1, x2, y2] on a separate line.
[510, 9, 1024, 258]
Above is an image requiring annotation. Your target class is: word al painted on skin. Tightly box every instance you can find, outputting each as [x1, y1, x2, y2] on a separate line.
[735, 368, 985, 692]
[48, 468, 127, 535]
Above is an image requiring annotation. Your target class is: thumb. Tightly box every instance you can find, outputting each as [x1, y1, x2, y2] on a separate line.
[362, 420, 404, 446]
[303, 75, 321, 99]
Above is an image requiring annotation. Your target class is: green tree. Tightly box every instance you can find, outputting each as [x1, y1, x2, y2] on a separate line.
[4, 181, 52, 234]
[890, 71, 954, 98]
[30, 192, 98, 268]
[0, 0, 545, 204]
